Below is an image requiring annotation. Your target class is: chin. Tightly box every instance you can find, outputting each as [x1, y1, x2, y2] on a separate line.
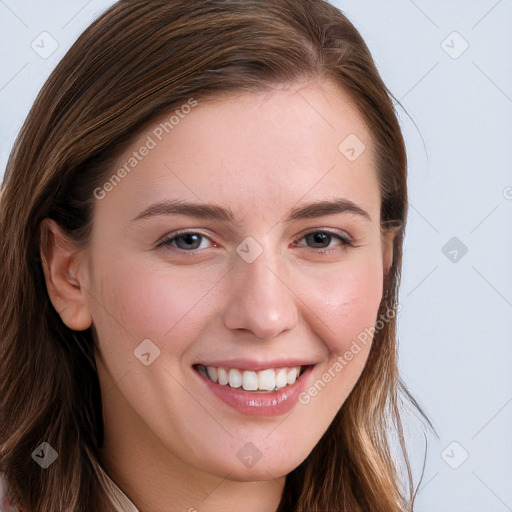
[197, 446, 310, 482]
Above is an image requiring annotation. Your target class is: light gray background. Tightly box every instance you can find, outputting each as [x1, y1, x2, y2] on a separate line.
[1, 1, 511, 510]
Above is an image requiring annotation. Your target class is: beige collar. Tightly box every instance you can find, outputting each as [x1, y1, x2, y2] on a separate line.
[1, 462, 139, 512]
[93, 459, 140, 512]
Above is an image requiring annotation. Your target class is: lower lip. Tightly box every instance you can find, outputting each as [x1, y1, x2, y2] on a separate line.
[195, 366, 314, 417]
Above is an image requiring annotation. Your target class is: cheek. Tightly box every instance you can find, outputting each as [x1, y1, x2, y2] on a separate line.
[88, 254, 224, 359]
[294, 256, 384, 420]
[299, 253, 384, 354]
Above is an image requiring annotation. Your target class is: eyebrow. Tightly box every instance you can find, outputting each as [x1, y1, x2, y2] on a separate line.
[132, 200, 235, 223]
[286, 198, 371, 222]
[132, 197, 371, 223]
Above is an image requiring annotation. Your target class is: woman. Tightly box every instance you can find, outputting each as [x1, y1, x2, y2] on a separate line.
[0, 0, 425, 510]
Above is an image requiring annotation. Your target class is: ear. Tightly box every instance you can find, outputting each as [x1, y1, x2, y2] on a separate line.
[40, 219, 93, 331]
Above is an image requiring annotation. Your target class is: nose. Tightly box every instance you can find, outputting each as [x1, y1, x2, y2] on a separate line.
[222, 252, 299, 340]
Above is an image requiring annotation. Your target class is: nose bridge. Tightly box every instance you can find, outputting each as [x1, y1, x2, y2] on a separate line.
[222, 246, 299, 339]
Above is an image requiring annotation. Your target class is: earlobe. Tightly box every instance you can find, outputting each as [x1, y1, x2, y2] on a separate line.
[40, 219, 93, 331]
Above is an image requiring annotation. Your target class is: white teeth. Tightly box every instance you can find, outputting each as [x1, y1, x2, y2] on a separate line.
[242, 371, 259, 391]
[228, 368, 242, 388]
[286, 367, 298, 385]
[207, 366, 218, 383]
[275, 368, 288, 389]
[258, 369, 275, 391]
[217, 367, 228, 385]
[200, 364, 305, 391]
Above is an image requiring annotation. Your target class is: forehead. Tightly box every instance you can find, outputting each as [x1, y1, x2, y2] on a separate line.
[95, 81, 380, 223]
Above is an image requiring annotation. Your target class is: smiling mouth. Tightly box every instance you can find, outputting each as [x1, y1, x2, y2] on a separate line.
[193, 364, 311, 393]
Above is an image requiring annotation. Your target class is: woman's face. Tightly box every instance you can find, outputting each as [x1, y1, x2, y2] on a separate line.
[78, 81, 393, 481]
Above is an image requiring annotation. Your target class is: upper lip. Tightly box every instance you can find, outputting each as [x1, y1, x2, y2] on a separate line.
[194, 358, 317, 371]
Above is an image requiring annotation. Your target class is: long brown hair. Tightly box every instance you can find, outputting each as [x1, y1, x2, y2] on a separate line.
[1, 1, 422, 510]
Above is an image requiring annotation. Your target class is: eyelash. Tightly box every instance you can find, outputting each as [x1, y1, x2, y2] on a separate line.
[156, 229, 354, 254]
[292, 229, 354, 254]
[156, 230, 214, 252]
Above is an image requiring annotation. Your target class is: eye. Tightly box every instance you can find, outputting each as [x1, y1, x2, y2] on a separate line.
[157, 231, 213, 251]
[304, 232, 334, 249]
[295, 230, 353, 251]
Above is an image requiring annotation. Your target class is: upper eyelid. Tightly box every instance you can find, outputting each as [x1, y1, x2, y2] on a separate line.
[158, 227, 351, 238]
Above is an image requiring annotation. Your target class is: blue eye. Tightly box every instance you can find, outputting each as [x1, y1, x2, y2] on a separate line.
[158, 232, 212, 251]
[156, 229, 352, 254]
[299, 230, 352, 250]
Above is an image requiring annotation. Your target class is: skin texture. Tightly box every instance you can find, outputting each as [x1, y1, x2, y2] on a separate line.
[41, 81, 395, 512]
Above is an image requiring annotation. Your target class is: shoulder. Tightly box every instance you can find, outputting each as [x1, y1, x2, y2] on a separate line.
[0, 473, 21, 512]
